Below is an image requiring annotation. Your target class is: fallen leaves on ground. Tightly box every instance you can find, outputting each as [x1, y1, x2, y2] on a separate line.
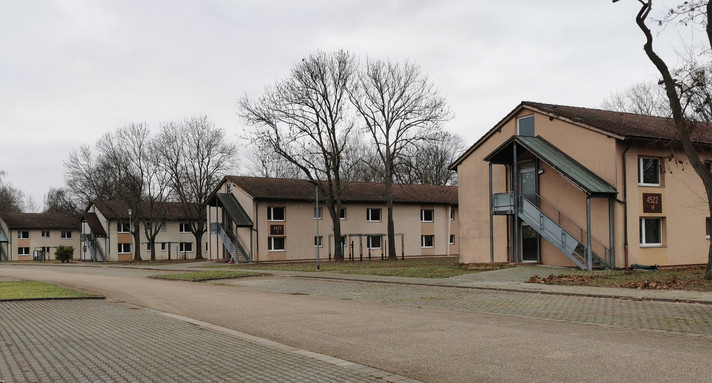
[527, 275, 594, 284]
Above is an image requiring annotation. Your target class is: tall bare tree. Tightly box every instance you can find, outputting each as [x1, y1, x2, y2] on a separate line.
[401, 131, 463, 186]
[244, 140, 303, 179]
[240, 50, 358, 261]
[43, 187, 80, 215]
[617, 0, 712, 279]
[0, 171, 25, 213]
[600, 80, 670, 116]
[155, 116, 235, 260]
[351, 59, 452, 259]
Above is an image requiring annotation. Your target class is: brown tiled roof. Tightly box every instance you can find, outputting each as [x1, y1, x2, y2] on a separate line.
[523, 101, 712, 143]
[0, 212, 80, 230]
[84, 212, 107, 237]
[224, 176, 458, 205]
[91, 200, 201, 221]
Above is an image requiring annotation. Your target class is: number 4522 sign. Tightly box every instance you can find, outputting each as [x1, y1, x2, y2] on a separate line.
[643, 193, 662, 214]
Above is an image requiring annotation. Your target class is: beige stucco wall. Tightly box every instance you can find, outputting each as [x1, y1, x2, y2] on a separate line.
[1, 227, 80, 261]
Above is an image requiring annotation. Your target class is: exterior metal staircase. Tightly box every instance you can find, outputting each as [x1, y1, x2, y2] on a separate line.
[211, 223, 251, 263]
[0, 246, 6, 261]
[81, 234, 106, 262]
[494, 192, 611, 270]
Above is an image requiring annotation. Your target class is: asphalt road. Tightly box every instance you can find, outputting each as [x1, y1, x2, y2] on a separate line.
[1, 264, 711, 383]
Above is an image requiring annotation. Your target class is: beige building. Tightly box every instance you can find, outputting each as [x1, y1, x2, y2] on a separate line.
[452, 101, 712, 270]
[0, 212, 81, 261]
[206, 176, 459, 262]
[82, 200, 201, 262]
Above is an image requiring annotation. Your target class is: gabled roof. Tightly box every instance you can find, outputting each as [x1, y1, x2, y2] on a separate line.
[223, 176, 458, 205]
[451, 101, 712, 170]
[84, 212, 107, 237]
[484, 136, 617, 196]
[0, 212, 80, 230]
[90, 200, 200, 221]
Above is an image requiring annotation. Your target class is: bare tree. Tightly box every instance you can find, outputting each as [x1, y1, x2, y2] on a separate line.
[351, 59, 452, 259]
[617, 0, 712, 279]
[43, 187, 80, 215]
[240, 50, 358, 261]
[155, 116, 235, 260]
[600, 80, 671, 116]
[244, 140, 303, 179]
[0, 171, 25, 213]
[401, 131, 463, 186]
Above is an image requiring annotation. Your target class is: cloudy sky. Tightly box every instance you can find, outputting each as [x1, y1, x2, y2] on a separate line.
[0, 0, 694, 208]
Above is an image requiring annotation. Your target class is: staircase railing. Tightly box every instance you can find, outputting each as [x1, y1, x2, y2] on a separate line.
[82, 234, 106, 262]
[211, 222, 252, 263]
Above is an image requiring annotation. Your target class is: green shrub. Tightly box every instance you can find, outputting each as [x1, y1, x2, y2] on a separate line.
[55, 246, 74, 263]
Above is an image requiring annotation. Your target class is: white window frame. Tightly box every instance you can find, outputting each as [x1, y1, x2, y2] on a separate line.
[638, 157, 661, 186]
[17, 231, 29, 239]
[179, 242, 193, 252]
[267, 206, 285, 222]
[367, 235, 382, 249]
[268, 236, 286, 252]
[41, 231, 50, 238]
[421, 235, 434, 248]
[366, 208, 381, 222]
[118, 222, 130, 233]
[61, 231, 72, 239]
[450, 209, 455, 221]
[314, 207, 323, 220]
[117, 243, 131, 254]
[420, 209, 434, 223]
[640, 218, 663, 247]
[179, 223, 191, 233]
[314, 236, 323, 248]
[146, 242, 152, 251]
[18, 247, 30, 255]
[340, 207, 347, 220]
[517, 115, 535, 136]
[449, 234, 455, 245]
[161, 242, 167, 252]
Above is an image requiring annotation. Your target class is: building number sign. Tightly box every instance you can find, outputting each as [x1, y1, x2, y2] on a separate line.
[643, 193, 662, 214]
[270, 225, 284, 235]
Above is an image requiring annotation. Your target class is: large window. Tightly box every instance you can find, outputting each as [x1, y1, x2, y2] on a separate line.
[18, 247, 30, 255]
[367, 235, 382, 249]
[421, 209, 434, 222]
[639, 157, 661, 186]
[268, 237, 285, 251]
[517, 115, 535, 136]
[61, 231, 72, 239]
[366, 208, 381, 222]
[179, 242, 193, 252]
[117, 243, 131, 254]
[118, 222, 130, 233]
[421, 235, 434, 248]
[267, 206, 285, 221]
[180, 223, 191, 233]
[17, 231, 29, 239]
[640, 218, 662, 246]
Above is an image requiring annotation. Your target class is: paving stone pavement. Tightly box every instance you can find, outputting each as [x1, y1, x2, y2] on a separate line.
[225, 275, 712, 337]
[0, 300, 419, 383]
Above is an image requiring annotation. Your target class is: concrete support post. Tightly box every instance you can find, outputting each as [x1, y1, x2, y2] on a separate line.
[586, 197, 592, 271]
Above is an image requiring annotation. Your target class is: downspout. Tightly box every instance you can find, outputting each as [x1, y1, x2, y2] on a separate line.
[254, 201, 259, 262]
[622, 142, 633, 269]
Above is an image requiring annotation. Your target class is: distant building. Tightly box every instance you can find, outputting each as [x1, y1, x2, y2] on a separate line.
[0, 212, 81, 261]
[82, 200, 202, 262]
[451, 101, 712, 270]
[206, 176, 459, 262]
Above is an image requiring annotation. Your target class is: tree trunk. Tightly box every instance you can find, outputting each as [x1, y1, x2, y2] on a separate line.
[132, 225, 142, 262]
[332, 211, 344, 261]
[194, 229, 204, 260]
[385, 158, 397, 260]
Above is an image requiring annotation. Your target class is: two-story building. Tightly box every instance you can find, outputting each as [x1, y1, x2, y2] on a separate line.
[0, 212, 81, 261]
[206, 176, 458, 263]
[451, 101, 712, 270]
[82, 200, 201, 262]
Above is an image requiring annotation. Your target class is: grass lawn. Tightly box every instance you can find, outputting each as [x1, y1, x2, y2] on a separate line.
[152, 270, 266, 281]
[213, 257, 478, 278]
[528, 266, 712, 291]
[0, 281, 91, 300]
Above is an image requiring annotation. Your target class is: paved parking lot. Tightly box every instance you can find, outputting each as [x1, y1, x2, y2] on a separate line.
[0, 299, 417, 383]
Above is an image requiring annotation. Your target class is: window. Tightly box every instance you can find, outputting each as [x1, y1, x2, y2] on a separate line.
[640, 218, 662, 246]
[18, 247, 30, 255]
[161, 242, 167, 252]
[366, 208, 381, 222]
[314, 207, 323, 220]
[314, 236, 323, 247]
[367, 235, 382, 249]
[226, 183, 232, 193]
[449, 234, 455, 245]
[61, 231, 72, 239]
[160, 223, 166, 232]
[268, 237, 285, 251]
[421, 209, 434, 222]
[17, 231, 29, 239]
[639, 157, 661, 186]
[118, 222, 130, 233]
[340, 207, 347, 220]
[41, 231, 50, 238]
[450, 209, 455, 221]
[267, 206, 285, 221]
[146, 242, 152, 251]
[117, 243, 131, 254]
[179, 242, 193, 252]
[517, 115, 535, 137]
[180, 223, 191, 233]
[707, 218, 710, 239]
[421, 235, 434, 248]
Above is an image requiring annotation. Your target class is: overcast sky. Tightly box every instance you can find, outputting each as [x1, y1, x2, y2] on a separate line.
[0, 0, 694, 209]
